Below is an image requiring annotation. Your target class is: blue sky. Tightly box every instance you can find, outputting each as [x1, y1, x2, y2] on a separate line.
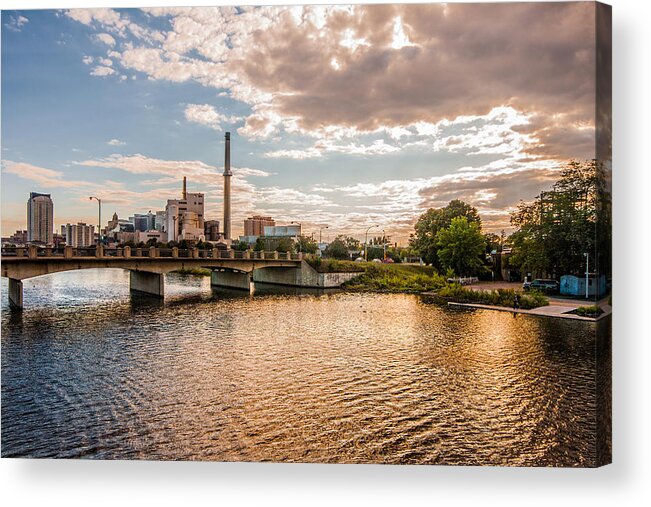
[1, 4, 597, 242]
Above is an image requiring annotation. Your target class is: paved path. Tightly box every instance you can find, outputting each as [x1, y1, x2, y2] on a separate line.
[446, 301, 612, 321]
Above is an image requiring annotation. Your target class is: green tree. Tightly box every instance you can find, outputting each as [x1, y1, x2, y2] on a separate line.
[253, 237, 265, 251]
[324, 237, 349, 260]
[340, 236, 361, 251]
[509, 160, 608, 278]
[410, 200, 481, 268]
[275, 237, 295, 253]
[435, 216, 486, 276]
[296, 235, 318, 254]
[234, 240, 249, 251]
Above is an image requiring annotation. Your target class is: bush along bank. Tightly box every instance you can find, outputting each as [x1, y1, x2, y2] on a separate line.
[435, 284, 549, 309]
[573, 305, 604, 318]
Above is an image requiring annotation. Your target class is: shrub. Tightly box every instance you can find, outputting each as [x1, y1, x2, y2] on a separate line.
[437, 284, 548, 309]
[575, 305, 603, 317]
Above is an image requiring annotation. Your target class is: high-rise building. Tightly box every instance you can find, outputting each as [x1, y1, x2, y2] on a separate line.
[27, 192, 54, 244]
[244, 215, 275, 237]
[63, 222, 95, 247]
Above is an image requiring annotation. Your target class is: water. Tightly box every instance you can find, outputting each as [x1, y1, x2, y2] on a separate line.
[1, 269, 610, 466]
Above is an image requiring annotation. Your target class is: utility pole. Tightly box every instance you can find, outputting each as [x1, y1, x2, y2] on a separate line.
[319, 226, 329, 243]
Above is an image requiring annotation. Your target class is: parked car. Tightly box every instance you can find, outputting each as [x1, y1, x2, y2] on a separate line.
[523, 279, 559, 293]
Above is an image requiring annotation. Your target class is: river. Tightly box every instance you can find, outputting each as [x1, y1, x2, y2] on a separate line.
[1, 269, 610, 466]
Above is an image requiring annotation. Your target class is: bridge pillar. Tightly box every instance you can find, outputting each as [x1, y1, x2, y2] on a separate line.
[129, 270, 164, 298]
[211, 269, 253, 292]
[96, 244, 104, 259]
[172, 247, 178, 258]
[64, 245, 73, 259]
[8, 278, 23, 310]
[123, 246, 131, 258]
[28, 245, 37, 259]
[16, 247, 24, 258]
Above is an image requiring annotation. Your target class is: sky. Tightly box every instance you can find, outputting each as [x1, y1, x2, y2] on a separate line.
[1, 2, 598, 243]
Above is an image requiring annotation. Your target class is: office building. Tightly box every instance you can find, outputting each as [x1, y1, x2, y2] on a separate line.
[263, 224, 301, 237]
[27, 192, 54, 244]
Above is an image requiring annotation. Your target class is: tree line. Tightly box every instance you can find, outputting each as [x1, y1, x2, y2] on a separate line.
[409, 160, 611, 279]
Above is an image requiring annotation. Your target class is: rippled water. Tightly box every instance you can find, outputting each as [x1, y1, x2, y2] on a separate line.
[1, 269, 610, 466]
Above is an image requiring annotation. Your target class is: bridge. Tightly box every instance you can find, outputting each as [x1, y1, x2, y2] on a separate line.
[1, 244, 313, 310]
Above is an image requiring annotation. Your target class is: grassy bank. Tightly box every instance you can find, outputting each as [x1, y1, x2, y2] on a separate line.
[305, 257, 365, 273]
[435, 284, 549, 309]
[343, 264, 447, 292]
[172, 267, 212, 277]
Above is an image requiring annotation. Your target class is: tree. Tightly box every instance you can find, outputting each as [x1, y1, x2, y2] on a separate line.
[340, 236, 361, 251]
[435, 216, 486, 276]
[253, 237, 265, 252]
[296, 235, 318, 254]
[275, 237, 295, 253]
[234, 241, 249, 251]
[410, 200, 481, 268]
[324, 237, 349, 260]
[508, 160, 608, 278]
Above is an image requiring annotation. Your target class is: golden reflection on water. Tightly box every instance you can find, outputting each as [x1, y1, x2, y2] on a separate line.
[1, 271, 604, 465]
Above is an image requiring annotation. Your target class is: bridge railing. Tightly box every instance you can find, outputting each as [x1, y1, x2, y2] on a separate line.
[1, 245, 303, 261]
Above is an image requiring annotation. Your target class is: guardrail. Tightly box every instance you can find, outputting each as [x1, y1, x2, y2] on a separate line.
[1, 245, 304, 261]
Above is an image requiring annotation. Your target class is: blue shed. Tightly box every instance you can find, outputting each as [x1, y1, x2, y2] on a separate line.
[560, 275, 607, 297]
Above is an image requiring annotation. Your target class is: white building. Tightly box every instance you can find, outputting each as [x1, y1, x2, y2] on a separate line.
[27, 192, 54, 244]
[263, 224, 301, 237]
[63, 222, 95, 247]
[165, 178, 205, 242]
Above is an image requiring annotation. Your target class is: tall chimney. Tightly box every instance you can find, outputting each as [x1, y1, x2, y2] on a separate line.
[223, 132, 232, 240]
[182, 176, 187, 200]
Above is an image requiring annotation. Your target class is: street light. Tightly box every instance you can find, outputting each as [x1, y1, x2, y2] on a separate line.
[364, 224, 379, 261]
[319, 226, 329, 243]
[291, 221, 302, 253]
[89, 196, 102, 244]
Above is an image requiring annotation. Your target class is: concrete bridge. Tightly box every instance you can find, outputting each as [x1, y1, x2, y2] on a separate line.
[1, 245, 361, 309]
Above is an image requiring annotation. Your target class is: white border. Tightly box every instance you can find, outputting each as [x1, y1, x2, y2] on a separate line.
[1, 1, 649, 505]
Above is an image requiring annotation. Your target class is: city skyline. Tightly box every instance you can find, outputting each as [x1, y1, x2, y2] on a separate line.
[2, 3, 599, 242]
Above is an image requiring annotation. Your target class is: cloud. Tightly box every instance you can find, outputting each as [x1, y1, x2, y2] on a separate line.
[4, 14, 29, 32]
[107, 138, 126, 146]
[184, 104, 240, 131]
[75, 154, 218, 177]
[95, 33, 116, 46]
[2, 160, 92, 188]
[63, 3, 596, 161]
[90, 65, 115, 77]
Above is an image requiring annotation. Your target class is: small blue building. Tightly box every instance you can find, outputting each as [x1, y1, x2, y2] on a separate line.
[560, 274, 607, 297]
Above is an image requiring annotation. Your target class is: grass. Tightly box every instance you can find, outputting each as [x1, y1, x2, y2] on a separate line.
[305, 256, 365, 273]
[343, 263, 448, 292]
[574, 305, 604, 317]
[435, 284, 549, 309]
[172, 267, 212, 276]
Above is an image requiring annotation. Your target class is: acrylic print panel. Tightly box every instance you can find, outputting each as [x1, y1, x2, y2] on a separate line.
[1, 2, 611, 467]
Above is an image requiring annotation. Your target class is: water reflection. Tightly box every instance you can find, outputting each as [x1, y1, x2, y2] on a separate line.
[1, 270, 609, 465]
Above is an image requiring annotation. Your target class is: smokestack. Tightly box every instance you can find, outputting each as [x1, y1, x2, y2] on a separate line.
[223, 132, 232, 240]
[182, 176, 187, 200]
